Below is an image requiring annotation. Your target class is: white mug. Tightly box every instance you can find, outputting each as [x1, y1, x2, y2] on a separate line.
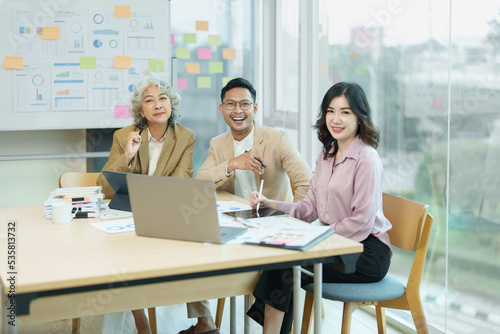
[52, 202, 78, 224]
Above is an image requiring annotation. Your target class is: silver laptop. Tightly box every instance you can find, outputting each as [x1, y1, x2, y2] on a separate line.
[126, 174, 247, 244]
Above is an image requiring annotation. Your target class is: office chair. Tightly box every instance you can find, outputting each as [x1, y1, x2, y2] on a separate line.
[59, 172, 158, 334]
[58, 171, 101, 188]
[301, 193, 434, 334]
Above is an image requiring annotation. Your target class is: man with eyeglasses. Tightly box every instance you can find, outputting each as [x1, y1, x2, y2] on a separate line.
[178, 78, 312, 334]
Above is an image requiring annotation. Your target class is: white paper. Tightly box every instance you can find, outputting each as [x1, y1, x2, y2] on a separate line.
[90, 217, 135, 233]
[216, 201, 252, 213]
[99, 203, 133, 219]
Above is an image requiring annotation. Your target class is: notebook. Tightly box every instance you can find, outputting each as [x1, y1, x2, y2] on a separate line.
[126, 174, 247, 244]
[102, 170, 131, 212]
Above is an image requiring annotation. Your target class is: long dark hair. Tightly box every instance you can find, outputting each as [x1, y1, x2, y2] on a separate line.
[315, 82, 379, 159]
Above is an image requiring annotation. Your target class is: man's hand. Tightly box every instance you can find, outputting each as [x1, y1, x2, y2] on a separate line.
[227, 147, 265, 175]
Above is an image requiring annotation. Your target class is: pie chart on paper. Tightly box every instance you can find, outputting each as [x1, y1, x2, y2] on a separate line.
[93, 39, 103, 48]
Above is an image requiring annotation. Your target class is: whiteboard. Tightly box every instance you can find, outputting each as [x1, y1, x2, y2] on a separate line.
[0, 0, 170, 131]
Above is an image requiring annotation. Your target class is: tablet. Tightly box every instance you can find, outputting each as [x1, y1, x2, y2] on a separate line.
[102, 170, 131, 212]
[222, 208, 289, 219]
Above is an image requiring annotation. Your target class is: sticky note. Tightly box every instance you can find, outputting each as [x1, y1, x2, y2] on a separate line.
[42, 26, 60, 40]
[355, 64, 368, 75]
[197, 76, 211, 88]
[432, 98, 443, 109]
[80, 56, 97, 69]
[197, 48, 212, 60]
[196, 20, 209, 31]
[177, 77, 187, 90]
[114, 105, 131, 118]
[114, 56, 131, 69]
[148, 59, 165, 72]
[171, 34, 175, 45]
[176, 48, 190, 59]
[115, 5, 131, 18]
[338, 65, 349, 74]
[222, 48, 236, 59]
[222, 77, 233, 87]
[209, 62, 223, 73]
[185, 63, 200, 74]
[4, 56, 23, 69]
[208, 35, 221, 45]
[183, 33, 197, 44]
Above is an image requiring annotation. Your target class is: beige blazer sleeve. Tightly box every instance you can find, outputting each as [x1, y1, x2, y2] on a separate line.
[195, 133, 234, 193]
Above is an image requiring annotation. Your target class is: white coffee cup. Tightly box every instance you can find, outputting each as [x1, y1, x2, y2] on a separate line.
[52, 202, 78, 224]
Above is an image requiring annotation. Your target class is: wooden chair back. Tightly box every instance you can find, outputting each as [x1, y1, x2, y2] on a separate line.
[59, 172, 100, 188]
[383, 192, 429, 252]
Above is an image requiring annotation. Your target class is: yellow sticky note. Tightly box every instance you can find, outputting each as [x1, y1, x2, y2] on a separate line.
[185, 63, 200, 74]
[4, 56, 23, 69]
[175, 48, 190, 59]
[208, 35, 221, 46]
[222, 48, 236, 59]
[183, 33, 197, 44]
[115, 5, 132, 18]
[148, 59, 165, 72]
[42, 26, 60, 40]
[80, 56, 97, 69]
[114, 56, 132, 69]
[197, 76, 211, 88]
[222, 77, 233, 87]
[196, 20, 209, 31]
[209, 62, 223, 73]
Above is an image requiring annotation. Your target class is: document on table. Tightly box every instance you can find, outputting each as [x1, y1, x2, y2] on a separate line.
[216, 201, 252, 213]
[90, 218, 135, 233]
[228, 216, 335, 251]
[99, 203, 133, 219]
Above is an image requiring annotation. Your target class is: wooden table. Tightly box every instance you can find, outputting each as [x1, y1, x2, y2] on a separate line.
[0, 192, 362, 334]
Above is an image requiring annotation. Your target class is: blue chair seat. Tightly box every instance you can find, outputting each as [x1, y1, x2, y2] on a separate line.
[303, 275, 406, 303]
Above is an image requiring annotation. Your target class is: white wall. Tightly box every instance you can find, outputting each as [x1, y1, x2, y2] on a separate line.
[0, 130, 88, 207]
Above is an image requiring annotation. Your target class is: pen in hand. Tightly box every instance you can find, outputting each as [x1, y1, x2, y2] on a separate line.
[256, 179, 264, 212]
[245, 150, 267, 168]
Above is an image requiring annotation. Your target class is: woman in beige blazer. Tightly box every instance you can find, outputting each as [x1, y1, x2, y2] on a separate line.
[97, 78, 195, 334]
[97, 78, 195, 199]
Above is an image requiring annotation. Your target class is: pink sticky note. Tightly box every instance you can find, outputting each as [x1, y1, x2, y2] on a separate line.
[171, 34, 175, 45]
[114, 105, 131, 118]
[197, 48, 212, 60]
[177, 77, 187, 90]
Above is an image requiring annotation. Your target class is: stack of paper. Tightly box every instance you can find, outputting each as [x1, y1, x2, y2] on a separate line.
[44, 186, 104, 219]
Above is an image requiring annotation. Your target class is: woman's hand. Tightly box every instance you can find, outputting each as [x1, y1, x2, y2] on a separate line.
[124, 130, 142, 166]
[250, 191, 276, 209]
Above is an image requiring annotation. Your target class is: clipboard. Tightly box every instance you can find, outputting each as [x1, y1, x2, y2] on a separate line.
[243, 222, 335, 252]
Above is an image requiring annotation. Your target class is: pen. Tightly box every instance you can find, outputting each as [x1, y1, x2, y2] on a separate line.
[245, 150, 267, 168]
[256, 179, 264, 212]
[139, 127, 144, 135]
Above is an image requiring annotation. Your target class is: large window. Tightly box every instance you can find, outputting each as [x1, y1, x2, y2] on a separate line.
[170, 0, 261, 173]
[316, 0, 500, 332]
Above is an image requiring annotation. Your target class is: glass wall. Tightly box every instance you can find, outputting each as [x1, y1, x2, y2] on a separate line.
[170, 0, 261, 173]
[316, 0, 500, 332]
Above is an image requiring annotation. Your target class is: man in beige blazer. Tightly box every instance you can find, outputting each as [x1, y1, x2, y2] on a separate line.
[179, 78, 312, 334]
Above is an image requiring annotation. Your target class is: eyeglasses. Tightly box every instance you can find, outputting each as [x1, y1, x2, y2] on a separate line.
[222, 100, 253, 111]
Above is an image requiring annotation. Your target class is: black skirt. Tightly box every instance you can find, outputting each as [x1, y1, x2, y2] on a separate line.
[247, 234, 391, 334]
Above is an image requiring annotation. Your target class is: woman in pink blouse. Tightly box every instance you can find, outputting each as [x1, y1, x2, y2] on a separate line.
[247, 82, 392, 334]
